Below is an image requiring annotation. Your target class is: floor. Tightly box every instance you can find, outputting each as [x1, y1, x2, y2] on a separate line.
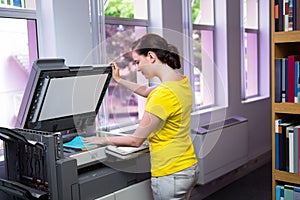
[191, 161, 272, 200]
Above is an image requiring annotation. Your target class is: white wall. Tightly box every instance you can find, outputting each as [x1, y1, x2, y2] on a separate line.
[36, 0, 93, 65]
[221, 0, 271, 160]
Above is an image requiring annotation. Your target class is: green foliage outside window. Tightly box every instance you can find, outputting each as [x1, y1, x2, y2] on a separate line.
[105, 0, 201, 21]
[192, 0, 200, 23]
[1, 0, 11, 5]
[105, 0, 134, 18]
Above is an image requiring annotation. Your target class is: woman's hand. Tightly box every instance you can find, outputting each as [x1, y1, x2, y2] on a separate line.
[110, 61, 121, 82]
[83, 137, 110, 146]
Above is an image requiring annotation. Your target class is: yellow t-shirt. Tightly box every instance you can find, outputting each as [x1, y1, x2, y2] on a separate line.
[145, 76, 198, 177]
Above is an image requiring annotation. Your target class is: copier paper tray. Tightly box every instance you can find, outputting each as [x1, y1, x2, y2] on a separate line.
[0, 178, 48, 200]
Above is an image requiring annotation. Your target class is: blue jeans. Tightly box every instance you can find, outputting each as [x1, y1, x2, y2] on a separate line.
[151, 164, 200, 200]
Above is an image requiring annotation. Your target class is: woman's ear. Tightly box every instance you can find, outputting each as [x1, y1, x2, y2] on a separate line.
[147, 51, 157, 63]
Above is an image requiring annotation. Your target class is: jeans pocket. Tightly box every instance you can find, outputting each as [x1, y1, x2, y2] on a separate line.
[174, 173, 198, 199]
[174, 174, 195, 191]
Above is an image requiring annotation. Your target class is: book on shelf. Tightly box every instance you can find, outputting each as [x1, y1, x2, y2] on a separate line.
[283, 58, 288, 102]
[288, 56, 300, 102]
[274, 0, 300, 31]
[295, 61, 300, 103]
[284, 185, 294, 200]
[289, 0, 294, 31]
[294, 186, 300, 200]
[294, 125, 300, 173]
[276, 184, 300, 200]
[276, 119, 284, 170]
[274, 58, 286, 102]
[285, 124, 295, 172]
[273, 57, 300, 103]
[288, 125, 295, 173]
[275, 58, 282, 102]
[284, 0, 290, 31]
[275, 0, 280, 31]
[276, 185, 284, 200]
[275, 118, 300, 173]
[275, 0, 284, 31]
[278, 122, 293, 171]
[295, 0, 300, 30]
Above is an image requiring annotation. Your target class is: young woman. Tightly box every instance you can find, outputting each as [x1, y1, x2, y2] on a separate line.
[84, 33, 199, 200]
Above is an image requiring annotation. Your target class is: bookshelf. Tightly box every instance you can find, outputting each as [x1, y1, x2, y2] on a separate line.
[272, 1, 300, 199]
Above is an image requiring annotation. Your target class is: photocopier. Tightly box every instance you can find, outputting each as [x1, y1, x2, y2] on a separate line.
[0, 59, 151, 200]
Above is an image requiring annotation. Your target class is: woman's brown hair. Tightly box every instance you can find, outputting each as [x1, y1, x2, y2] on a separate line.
[131, 33, 181, 69]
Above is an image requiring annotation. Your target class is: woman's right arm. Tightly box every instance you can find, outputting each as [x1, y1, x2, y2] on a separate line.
[111, 62, 155, 97]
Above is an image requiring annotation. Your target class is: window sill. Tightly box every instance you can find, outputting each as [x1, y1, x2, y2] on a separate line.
[241, 95, 270, 104]
[191, 105, 227, 116]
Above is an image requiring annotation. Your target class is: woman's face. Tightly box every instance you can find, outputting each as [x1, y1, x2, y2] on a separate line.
[132, 51, 154, 79]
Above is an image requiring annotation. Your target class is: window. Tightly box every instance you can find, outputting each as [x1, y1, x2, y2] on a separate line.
[95, 0, 148, 128]
[191, 0, 215, 109]
[241, 0, 258, 99]
[104, 21, 147, 127]
[0, 11, 38, 154]
[104, 0, 147, 19]
[0, 0, 35, 9]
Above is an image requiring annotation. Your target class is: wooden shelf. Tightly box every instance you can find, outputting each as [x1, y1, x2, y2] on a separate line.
[273, 103, 300, 114]
[274, 170, 300, 185]
[273, 31, 300, 43]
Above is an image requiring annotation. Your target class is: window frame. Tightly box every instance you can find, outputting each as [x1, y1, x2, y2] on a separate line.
[190, 0, 216, 111]
[0, 6, 36, 19]
[241, 0, 260, 101]
[241, 27, 259, 100]
[0, 6, 38, 164]
[192, 23, 216, 110]
[103, 17, 148, 128]
[94, 0, 149, 129]
[105, 16, 148, 27]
